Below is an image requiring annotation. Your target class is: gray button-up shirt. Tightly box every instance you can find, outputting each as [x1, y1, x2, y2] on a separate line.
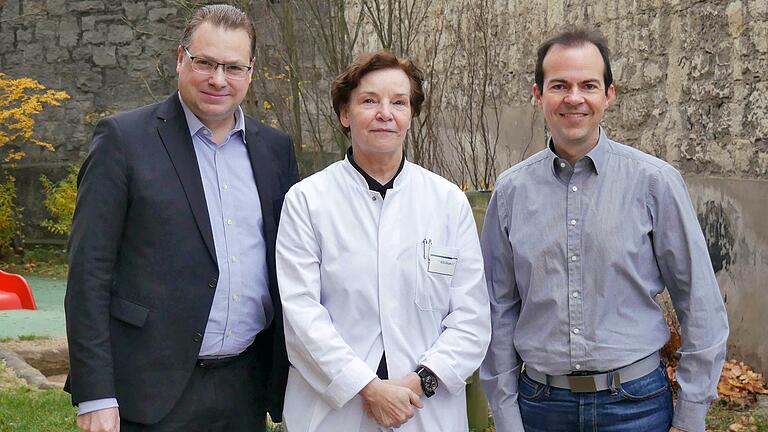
[480, 129, 728, 432]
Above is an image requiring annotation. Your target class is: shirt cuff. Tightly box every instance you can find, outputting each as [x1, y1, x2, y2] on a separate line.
[672, 398, 711, 432]
[421, 355, 467, 395]
[323, 357, 377, 409]
[78, 398, 119, 416]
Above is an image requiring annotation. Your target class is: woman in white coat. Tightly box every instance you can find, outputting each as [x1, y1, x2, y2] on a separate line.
[276, 51, 491, 432]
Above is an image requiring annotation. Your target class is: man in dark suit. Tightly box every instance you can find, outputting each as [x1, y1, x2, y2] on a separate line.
[64, 5, 298, 431]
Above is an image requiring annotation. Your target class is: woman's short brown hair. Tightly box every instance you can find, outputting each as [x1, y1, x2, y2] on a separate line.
[331, 51, 425, 133]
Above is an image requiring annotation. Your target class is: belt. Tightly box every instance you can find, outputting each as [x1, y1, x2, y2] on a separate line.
[196, 353, 244, 369]
[196, 335, 264, 369]
[524, 352, 661, 393]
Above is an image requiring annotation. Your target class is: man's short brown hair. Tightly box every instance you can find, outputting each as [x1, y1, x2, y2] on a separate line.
[331, 51, 425, 133]
[535, 28, 613, 95]
[180, 4, 256, 58]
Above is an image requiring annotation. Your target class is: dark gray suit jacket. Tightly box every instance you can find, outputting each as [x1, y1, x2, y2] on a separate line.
[64, 94, 298, 424]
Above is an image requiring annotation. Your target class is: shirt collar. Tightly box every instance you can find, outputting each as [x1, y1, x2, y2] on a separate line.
[585, 128, 608, 175]
[346, 146, 405, 196]
[177, 92, 246, 143]
[548, 127, 607, 177]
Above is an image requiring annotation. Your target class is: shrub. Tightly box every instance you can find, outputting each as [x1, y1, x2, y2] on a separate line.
[40, 165, 78, 237]
[0, 176, 21, 257]
[0, 72, 69, 255]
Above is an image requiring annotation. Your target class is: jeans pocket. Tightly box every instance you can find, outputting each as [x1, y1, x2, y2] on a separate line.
[518, 372, 547, 401]
[618, 365, 670, 401]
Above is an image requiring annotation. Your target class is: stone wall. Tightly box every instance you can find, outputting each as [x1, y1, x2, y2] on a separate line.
[0, 0, 186, 241]
[0, 0, 183, 163]
[494, 0, 767, 176]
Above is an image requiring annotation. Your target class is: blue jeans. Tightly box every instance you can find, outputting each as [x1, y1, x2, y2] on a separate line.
[518, 364, 673, 432]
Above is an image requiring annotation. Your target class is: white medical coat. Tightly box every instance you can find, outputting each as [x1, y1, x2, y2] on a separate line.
[276, 157, 491, 432]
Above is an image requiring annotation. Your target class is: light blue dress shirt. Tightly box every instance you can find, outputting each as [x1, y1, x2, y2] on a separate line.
[78, 95, 271, 415]
[180, 96, 273, 358]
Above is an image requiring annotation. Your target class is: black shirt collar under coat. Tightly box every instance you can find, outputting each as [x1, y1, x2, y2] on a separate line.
[346, 146, 405, 199]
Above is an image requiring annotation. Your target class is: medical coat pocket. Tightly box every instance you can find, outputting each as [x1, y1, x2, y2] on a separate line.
[414, 243, 457, 312]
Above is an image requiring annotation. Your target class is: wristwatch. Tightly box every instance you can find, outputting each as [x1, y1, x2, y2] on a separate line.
[415, 365, 438, 398]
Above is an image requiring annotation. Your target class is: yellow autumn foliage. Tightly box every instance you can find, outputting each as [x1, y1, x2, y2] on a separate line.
[0, 72, 69, 162]
[718, 359, 768, 405]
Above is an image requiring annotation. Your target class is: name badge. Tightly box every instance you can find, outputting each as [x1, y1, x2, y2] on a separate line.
[428, 247, 458, 276]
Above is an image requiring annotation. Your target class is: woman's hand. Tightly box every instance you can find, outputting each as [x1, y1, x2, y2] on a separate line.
[360, 378, 423, 428]
[387, 372, 423, 397]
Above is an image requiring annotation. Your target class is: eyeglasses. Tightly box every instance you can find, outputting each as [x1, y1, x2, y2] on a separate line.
[183, 47, 252, 80]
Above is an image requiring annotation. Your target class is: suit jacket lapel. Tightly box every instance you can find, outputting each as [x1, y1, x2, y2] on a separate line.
[156, 95, 217, 264]
[244, 119, 278, 242]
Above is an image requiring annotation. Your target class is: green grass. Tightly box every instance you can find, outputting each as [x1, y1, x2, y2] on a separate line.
[17, 335, 51, 341]
[0, 336, 52, 343]
[0, 358, 283, 432]
[0, 385, 289, 432]
[0, 386, 77, 432]
[0, 361, 72, 431]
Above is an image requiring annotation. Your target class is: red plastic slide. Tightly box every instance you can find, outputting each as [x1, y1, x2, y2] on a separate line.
[0, 269, 37, 310]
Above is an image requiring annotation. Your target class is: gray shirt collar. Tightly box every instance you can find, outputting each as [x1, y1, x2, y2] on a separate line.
[547, 127, 609, 179]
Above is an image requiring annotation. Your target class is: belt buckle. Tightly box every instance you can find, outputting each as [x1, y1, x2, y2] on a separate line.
[567, 375, 598, 393]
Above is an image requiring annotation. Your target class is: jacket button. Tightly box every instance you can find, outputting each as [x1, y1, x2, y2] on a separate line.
[208, 278, 217, 288]
[193, 332, 203, 342]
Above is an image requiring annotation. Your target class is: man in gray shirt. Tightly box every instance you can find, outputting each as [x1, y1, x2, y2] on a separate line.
[480, 29, 728, 432]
